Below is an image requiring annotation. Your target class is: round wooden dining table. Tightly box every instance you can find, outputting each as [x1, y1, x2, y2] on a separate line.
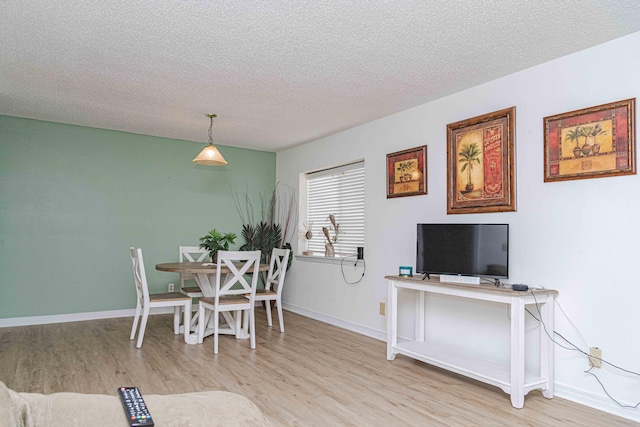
[155, 262, 269, 297]
[155, 261, 269, 344]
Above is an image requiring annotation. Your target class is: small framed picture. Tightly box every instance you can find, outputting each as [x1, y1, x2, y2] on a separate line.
[386, 145, 427, 198]
[543, 98, 636, 182]
[446, 107, 516, 214]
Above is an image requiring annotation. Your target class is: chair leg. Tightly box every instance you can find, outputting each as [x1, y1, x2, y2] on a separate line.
[249, 307, 256, 350]
[136, 306, 150, 348]
[183, 301, 191, 343]
[173, 306, 181, 335]
[276, 299, 285, 333]
[235, 310, 242, 339]
[130, 303, 142, 340]
[264, 299, 273, 327]
[197, 303, 206, 344]
[213, 307, 219, 355]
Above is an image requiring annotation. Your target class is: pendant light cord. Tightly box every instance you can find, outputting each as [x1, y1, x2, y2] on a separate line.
[207, 113, 217, 144]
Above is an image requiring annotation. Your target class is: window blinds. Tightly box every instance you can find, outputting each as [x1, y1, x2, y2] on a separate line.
[305, 161, 364, 256]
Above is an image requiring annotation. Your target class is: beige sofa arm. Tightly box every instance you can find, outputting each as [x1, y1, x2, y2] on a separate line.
[1, 381, 270, 427]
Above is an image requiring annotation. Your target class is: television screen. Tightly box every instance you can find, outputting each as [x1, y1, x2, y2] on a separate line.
[416, 224, 509, 279]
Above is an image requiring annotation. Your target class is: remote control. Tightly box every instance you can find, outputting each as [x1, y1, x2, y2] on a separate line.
[117, 387, 154, 426]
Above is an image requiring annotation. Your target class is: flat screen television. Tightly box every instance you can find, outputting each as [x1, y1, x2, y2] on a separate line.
[416, 223, 509, 280]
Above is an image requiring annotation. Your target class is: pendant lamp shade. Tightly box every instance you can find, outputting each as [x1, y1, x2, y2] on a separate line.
[193, 144, 228, 166]
[193, 114, 228, 166]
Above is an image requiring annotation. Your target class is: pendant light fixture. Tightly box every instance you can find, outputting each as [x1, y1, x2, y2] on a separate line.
[193, 113, 228, 166]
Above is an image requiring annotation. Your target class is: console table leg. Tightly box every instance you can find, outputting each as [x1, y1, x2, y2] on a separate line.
[387, 283, 398, 361]
[540, 293, 555, 399]
[415, 291, 426, 341]
[510, 297, 525, 409]
[510, 392, 524, 409]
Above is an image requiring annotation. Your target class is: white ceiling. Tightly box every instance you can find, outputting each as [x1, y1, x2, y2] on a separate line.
[2, 1, 640, 152]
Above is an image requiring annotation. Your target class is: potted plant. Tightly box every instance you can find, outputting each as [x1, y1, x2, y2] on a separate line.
[232, 183, 296, 267]
[579, 126, 593, 156]
[589, 123, 607, 155]
[199, 229, 237, 262]
[564, 127, 583, 158]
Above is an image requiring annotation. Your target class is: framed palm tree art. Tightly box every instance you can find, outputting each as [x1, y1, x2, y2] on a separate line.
[446, 107, 516, 214]
[543, 98, 636, 182]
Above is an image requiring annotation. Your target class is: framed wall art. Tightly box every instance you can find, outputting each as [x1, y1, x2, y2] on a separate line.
[446, 107, 516, 214]
[543, 98, 636, 182]
[386, 145, 427, 198]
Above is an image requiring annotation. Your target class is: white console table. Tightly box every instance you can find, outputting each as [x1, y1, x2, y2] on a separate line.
[386, 275, 558, 408]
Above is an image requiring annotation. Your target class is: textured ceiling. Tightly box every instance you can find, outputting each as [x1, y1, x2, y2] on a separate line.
[2, 1, 640, 152]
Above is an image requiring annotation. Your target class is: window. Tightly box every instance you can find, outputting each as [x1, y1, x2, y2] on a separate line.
[302, 161, 365, 257]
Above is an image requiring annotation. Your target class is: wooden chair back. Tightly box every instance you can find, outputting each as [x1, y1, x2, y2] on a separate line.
[215, 250, 261, 298]
[266, 248, 291, 294]
[130, 247, 151, 304]
[179, 246, 210, 262]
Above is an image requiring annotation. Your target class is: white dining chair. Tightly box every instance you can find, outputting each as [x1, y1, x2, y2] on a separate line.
[197, 250, 261, 354]
[129, 247, 192, 348]
[253, 247, 291, 332]
[178, 245, 209, 298]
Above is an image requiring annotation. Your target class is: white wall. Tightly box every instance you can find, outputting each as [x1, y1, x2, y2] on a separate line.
[276, 32, 640, 421]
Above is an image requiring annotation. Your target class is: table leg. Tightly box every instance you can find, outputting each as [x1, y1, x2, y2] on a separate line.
[195, 273, 216, 295]
[192, 272, 250, 341]
[510, 297, 525, 408]
[183, 300, 199, 345]
[197, 311, 250, 340]
[387, 281, 398, 361]
[540, 293, 555, 399]
[415, 290, 426, 341]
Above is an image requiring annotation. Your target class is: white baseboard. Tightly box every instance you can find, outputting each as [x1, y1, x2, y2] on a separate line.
[0, 307, 177, 328]
[554, 382, 639, 423]
[281, 302, 387, 342]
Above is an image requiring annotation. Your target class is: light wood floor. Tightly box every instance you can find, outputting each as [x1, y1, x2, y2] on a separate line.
[0, 309, 635, 426]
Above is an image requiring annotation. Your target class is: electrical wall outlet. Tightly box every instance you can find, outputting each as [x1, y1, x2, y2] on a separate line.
[379, 302, 386, 316]
[589, 347, 602, 368]
[168, 283, 175, 292]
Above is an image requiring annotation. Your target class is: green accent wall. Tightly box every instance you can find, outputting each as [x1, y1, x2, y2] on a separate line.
[0, 116, 276, 318]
